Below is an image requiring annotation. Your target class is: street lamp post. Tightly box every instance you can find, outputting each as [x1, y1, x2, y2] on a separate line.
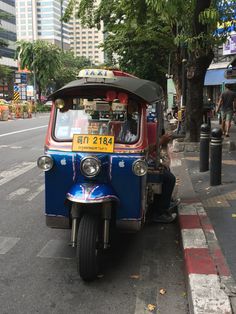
[181, 58, 187, 108]
[179, 54, 187, 134]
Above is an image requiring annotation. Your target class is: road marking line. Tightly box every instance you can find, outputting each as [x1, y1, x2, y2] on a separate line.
[0, 237, 20, 254]
[0, 145, 23, 150]
[0, 162, 36, 187]
[0, 125, 47, 138]
[37, 240, 75, 259]
[10, 146, 22, 149]
[26, 184, 44, 201]
[6, 188, 30, 200]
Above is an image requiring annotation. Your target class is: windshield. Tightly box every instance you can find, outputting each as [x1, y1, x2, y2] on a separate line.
[53, 97, 140, 144]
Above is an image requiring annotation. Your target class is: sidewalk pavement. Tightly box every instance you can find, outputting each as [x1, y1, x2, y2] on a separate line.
[169, 119, 236, 313]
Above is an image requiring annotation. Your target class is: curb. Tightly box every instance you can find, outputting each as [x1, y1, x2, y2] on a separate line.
[170, 150, 236, 313]
[179, 201, 234, 313]
[172, 138, 236, 152]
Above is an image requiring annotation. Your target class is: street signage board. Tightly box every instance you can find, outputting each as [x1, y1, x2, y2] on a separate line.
[223, 33, 236, 55]
[224, 68, 236, 79]
[14, 71, 28, 84]
[27, 85, 33, 97]
[14, 85, 19, 92]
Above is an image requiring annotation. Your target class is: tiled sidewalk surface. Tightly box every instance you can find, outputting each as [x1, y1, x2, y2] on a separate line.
[169, 121, 236, 313]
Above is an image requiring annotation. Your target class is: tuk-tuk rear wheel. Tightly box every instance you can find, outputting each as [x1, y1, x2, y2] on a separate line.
[77, 214, 102, 281]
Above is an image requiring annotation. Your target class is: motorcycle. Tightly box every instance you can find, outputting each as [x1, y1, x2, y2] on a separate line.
[37, 68, 164, 281]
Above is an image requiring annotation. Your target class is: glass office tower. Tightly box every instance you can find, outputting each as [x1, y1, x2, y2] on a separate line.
[16, 0, 70, 50]
[0, 0, 17, 67]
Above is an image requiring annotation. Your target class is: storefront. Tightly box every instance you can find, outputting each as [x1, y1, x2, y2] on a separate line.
[204, 60, 236, 105]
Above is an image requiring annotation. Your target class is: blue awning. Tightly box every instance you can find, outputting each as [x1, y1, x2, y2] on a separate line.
[204, 69, 236, 86]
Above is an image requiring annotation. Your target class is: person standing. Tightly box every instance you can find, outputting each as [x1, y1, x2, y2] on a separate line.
[216, 84, 236, 137]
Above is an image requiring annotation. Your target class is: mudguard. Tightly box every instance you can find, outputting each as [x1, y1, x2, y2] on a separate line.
[67, 182, 119, 203]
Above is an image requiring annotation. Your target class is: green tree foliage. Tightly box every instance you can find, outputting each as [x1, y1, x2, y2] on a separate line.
[16, 40, 61, 101]
[65, 0, 236, 141]
[102, 9, 173, 87]
[52, 51, 91, 90]
[136, 0, 236, 140]
[64, 1, 174, 86]
[0, 64, 14, 82]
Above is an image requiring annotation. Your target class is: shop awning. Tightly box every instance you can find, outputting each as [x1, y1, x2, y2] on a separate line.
[204, 68, 236, 86]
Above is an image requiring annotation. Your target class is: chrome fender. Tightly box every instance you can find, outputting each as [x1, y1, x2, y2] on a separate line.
[67, 182, 119, 204]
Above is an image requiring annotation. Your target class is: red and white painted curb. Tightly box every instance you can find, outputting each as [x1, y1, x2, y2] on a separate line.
[179, 201, 233, 313]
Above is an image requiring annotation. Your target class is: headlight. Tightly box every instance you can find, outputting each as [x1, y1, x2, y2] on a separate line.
[132, 159, 148, 176]
[37, 155, 54, 171]
[55, 98, 65, 109]
[80, 156, 101, 177]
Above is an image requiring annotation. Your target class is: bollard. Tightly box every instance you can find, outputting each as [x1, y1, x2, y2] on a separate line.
[200, 123, 210, 172]
[210, 128, 223, 186]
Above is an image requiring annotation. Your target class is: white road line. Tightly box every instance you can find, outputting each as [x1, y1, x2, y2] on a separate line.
[10, 146, 22, 149]
[0, 125, 47, 138]
[0, 162, 36, 187]
[26, 184, 44, 201]
[6, 188, 30, 200]
[0, 145, 23, 150]
[0, 237, 20, 254]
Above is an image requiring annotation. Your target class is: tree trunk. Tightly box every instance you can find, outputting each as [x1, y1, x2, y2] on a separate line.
[37, 79, 42, 102]
[172, 50, 182, 106]
[185, 51, 214, 142]
[184, 0, 213, 142]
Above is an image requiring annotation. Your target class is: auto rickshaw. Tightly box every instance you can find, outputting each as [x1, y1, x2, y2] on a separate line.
[37, 69, 164, 281]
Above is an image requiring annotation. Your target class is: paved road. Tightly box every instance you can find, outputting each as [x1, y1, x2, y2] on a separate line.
[0, 115, 188, 314]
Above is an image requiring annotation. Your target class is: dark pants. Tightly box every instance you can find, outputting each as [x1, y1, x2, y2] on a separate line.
[151, 168, 176, 216]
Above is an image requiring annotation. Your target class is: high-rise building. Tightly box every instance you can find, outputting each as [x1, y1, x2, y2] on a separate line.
[69, 2, 105, 65]
[16, 0, 70, 50]
[0, 0, 17, 68]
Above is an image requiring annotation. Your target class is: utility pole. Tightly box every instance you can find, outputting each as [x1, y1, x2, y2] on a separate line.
[60, 0, 64, 51]
[180, 47, 187, 134]
[31, 0, 37, 101]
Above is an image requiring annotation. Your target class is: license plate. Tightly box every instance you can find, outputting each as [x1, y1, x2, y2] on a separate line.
[72, 134, 115, 153]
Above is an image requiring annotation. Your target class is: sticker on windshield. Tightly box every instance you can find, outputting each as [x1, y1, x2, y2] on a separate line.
[72, 134, 115, 153]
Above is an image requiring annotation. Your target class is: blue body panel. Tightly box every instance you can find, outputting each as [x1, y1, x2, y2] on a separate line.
[45, 150, 145, 220]
[67, 182, 119, 203]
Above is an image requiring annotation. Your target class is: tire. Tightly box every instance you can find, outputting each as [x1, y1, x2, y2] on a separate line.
[77, 214, 102, 281]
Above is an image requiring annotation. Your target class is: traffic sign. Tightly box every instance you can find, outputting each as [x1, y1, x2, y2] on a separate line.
[14, 85, 19, 92]
[21, 73, 27, 84]
[27, 85, 34, 97]
[13, 91, 20, 101]
[14, 72, 28, 84]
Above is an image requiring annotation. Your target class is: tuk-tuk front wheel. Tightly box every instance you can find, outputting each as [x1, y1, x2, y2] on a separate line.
[77, 214, 102, 281]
